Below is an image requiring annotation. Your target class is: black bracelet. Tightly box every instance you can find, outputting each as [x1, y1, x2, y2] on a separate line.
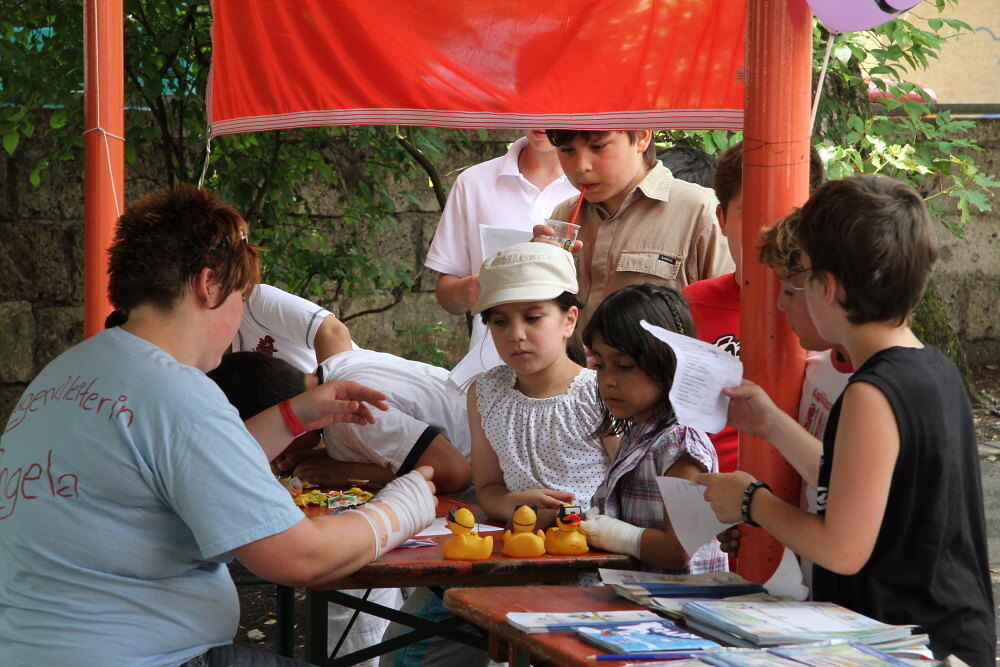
[740, 481, 771, 527]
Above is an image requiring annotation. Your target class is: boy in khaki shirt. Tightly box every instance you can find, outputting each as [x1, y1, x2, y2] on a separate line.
[536, 130, 733, 327]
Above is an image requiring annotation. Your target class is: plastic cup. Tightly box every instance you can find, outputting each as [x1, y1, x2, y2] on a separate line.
[543, 219, 581, 252]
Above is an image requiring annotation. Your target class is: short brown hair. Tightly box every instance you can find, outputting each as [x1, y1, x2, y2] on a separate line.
[795, 175, 937, 325]
[108, 184, 260, 313]
[756, 211, 805, 275]
[713, 141, 826, 213]
[546, 130, 657, 168]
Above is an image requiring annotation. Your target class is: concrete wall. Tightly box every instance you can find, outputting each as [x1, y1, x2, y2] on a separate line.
[1, 124, 998, 422]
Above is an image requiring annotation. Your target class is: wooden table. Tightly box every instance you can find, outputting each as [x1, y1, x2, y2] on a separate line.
[306, 496, 635, 666]
[444, 584, 648, 667]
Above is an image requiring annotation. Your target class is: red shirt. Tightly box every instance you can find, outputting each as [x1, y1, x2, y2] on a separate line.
[681, 273, 740, 473]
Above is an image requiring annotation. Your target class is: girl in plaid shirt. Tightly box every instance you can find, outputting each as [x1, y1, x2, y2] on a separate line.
[581, 284, 729, 573]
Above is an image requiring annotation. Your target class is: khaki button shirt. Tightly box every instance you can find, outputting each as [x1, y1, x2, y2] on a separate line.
[551, 163, 734, 328]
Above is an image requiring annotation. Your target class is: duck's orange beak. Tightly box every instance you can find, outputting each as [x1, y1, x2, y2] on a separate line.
[562, 513, 580, 526]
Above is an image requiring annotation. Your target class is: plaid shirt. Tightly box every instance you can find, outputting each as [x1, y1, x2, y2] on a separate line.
[594, 417, 728, 574]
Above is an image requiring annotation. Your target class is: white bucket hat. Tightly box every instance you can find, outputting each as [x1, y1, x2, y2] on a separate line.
[473, 242, 578, 314]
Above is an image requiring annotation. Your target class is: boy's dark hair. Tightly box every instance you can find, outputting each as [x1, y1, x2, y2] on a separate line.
[795, 175, 937, 325]
[582, 284, 696, 437]
[108, 183, 260, 313]
[713, 141, 826, 213]
[545, 130, 657, 169]
[481, 291, 587, 366]
[207, 351, 307, 421]
[657, 146, 716, 188]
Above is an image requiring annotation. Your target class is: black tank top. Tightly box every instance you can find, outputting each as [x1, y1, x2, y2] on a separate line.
[813, 345, 995, 665]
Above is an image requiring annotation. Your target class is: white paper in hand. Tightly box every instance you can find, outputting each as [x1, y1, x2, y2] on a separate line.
[764, 547, 809, 601]
[656, 477, 732, 556]
[479, 225, 533, 261]
[639, 320, 743, 433]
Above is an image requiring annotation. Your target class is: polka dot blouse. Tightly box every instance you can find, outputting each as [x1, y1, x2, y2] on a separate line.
[476, 365, 609, 511]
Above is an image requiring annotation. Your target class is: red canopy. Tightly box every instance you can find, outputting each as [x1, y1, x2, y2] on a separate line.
[208, 0, 745, 136]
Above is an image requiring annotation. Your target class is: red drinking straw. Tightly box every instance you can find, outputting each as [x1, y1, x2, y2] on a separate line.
[568, 184, 592, 226]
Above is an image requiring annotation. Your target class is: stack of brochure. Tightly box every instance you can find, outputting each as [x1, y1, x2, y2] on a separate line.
[695, 641, 929, 665]
[681, 600, 931, 658]
[505, 610, 661, 634]
[576, 619, 721, 655]
[599, 568, 766, 607]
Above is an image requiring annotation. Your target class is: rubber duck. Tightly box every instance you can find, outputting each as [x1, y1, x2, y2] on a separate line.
[440, 507, 493, 560]
[544, 504, 589, 555]
[502, 504, 546, 557]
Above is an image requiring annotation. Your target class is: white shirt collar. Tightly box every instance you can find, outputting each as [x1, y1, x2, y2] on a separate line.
[497, 136, 528, 180]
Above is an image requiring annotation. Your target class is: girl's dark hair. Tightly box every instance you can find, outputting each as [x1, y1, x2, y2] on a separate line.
[582, 284, 695, 437]
[104, 309, 128, 328]
[108, 183, 260, 313]
[480, 291, 586, 366]
[206, 351, 307, 421]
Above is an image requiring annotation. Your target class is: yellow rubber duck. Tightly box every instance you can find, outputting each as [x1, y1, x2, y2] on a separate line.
[502, 504, 546, 557]
[440, 507, 493, 560]
[545, 504, 589, 555]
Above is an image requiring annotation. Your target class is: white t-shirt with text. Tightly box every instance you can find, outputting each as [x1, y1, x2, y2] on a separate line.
[234, 284, 333, 372]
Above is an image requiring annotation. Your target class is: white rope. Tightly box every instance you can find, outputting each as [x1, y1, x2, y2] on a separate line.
[197, 136, 213, 188]
[84, 0, 123, 217]
[810, 33, 837, 135]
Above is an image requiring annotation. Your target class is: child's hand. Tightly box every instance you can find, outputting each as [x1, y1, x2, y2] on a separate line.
[512, 488, 575, 510]
[717, 527, 742, 556]
[289, 380, 389, 430]
[695, 471, 757, 525]
[724, 379, 779, 438]
[275, 448, 326, 473]
[531, 224, 583, 253]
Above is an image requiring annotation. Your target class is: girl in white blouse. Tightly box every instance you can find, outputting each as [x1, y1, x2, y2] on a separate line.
[467, 242, 617, 525]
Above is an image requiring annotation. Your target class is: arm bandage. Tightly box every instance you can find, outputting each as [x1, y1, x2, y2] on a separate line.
[348, 470, 436, 558]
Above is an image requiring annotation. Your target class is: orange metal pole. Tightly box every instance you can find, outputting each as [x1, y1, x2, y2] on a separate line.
[83, 0, 125, 338]
[738, 0, 812, 583]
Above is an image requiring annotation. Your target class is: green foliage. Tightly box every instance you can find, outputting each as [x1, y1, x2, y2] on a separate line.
[1, 1, 467, 309]
[393, 322, 459, 368]
[810, 2, 997, 232]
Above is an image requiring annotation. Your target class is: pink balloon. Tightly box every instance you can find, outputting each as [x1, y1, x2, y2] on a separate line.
[807, 0, 921, 34]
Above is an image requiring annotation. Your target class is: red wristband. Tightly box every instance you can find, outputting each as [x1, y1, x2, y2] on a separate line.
[278, 400, 307, 437]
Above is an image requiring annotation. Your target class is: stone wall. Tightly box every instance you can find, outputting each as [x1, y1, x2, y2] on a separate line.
[1, 124, 998, 421]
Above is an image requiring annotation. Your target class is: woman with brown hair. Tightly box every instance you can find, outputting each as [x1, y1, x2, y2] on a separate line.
[0, 184, 437, 666]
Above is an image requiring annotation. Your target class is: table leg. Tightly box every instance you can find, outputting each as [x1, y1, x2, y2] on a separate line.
[510, 644, 532, 667]
[275, 585, 295, 657]
[310, 589, 487, 666]
[306, 589, 329, 665]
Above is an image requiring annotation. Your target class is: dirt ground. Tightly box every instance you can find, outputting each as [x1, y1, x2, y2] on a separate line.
[231, 362, 1000, 662]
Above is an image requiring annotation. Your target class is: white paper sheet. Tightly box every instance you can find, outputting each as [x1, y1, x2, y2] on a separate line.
[639, 320, 743, 433]
[655, 477, 732, 556]
[414, 516, 504, 537]
[764, 547, 809, 601]
[479, 225, 534, 262]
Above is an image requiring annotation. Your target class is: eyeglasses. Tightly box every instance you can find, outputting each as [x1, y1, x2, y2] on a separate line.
[784, 266, 812, 291]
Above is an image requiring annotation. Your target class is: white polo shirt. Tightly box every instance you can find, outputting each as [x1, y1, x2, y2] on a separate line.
[424, 136, 579, 278]
[317, 349, 471, 474]
[233, 284, 333, 372]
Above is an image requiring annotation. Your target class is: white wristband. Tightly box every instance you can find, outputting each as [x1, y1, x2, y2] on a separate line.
[370, 470, 436, 554]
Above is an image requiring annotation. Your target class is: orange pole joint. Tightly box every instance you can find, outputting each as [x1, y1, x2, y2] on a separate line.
[83, 0, 125, 338]
[738, 0, 812, 583]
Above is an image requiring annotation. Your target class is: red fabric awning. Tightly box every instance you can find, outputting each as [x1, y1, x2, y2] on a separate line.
[208, 0, 745, 136]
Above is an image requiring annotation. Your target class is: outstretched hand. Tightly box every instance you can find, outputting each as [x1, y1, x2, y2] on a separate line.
[695, 471, 757, 525]
[512, 487, 575, 510]
[724, 379, 780, 438]
[289, 379, 388, 430]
